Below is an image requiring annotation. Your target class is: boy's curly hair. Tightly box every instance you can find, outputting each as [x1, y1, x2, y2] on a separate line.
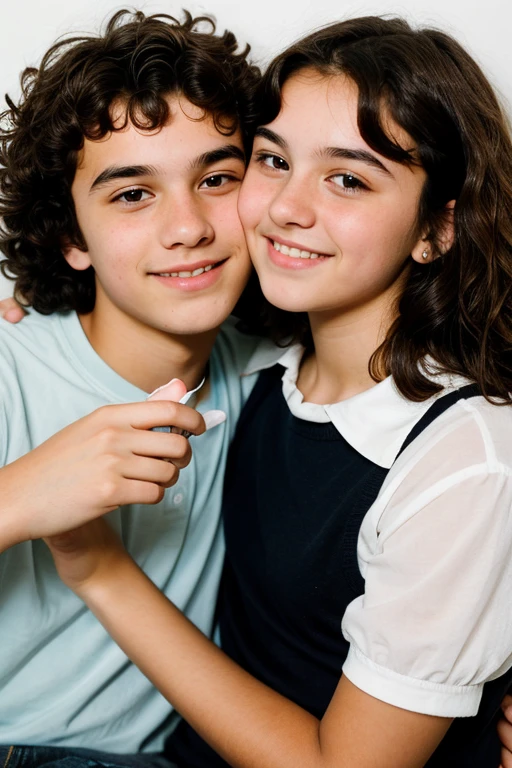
[0, 10, 260, 313]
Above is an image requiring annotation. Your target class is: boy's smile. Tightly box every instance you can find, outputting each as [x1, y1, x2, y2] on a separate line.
[64, 96, 251, 389]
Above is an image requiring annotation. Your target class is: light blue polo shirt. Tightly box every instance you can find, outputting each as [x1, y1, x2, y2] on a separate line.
[0, 309, 272, 753]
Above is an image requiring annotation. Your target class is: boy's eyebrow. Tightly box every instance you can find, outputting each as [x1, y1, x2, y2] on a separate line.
[89, 146, 245, 193]
[90, 165, 157, 192]
[254, 127, 392, 176]
[189, 144, 245, 170]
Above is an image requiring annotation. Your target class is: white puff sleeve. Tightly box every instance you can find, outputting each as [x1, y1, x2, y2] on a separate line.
[341, 398, 512, 717]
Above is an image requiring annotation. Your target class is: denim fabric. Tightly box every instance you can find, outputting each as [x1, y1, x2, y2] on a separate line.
[0, 746, 176, 768]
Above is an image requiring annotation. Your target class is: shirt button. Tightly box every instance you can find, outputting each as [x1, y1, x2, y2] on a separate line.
[173, 492, 184, 505]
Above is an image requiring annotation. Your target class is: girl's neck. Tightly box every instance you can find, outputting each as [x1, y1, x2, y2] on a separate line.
[296, 304, 392, 406]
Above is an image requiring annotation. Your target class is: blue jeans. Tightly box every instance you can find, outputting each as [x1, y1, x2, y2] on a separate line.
[0, 746, 175, 768]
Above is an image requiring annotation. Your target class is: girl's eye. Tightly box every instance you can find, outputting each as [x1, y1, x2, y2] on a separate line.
[256, 153, 289, 171]
[200, 174, 236, 189]
[114, 189, 151, 204]
[330, 173, 367, 192]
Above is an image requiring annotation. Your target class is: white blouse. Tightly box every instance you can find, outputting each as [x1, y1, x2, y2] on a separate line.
[245, 344, 512, 717]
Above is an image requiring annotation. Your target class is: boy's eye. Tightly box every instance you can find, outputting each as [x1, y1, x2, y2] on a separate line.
[330, 173, 367, 192]
[114, 188, 151, 204]
[199, 174, 236, 189]
[256, 153, 289, 171]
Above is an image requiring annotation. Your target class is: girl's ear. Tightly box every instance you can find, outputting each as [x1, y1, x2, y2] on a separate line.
[62, 243, 92, 271]
[411, 200, 456, 264]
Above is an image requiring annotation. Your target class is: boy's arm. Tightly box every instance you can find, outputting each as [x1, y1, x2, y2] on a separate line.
[0, 398, 205, 552]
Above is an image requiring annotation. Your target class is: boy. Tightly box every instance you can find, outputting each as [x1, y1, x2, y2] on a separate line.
[0, 10, 278, 766]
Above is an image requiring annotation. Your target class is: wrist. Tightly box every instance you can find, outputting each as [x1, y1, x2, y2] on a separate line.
[0, 494, 28, 553]
[0, 463, 38, 550]
[73, 548, 136, 602]
[75, 552, 143, 619]
[45, 522, 133, 599]
[0, 515, 25, 553]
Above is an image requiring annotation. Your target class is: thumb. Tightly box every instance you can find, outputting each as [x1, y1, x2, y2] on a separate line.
[147, 378, 188, 403]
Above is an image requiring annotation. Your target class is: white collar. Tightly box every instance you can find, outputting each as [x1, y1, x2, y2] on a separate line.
[244, 342, 470, 468]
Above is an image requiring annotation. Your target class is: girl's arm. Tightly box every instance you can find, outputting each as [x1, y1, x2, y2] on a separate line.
[46, 521, 451, 768]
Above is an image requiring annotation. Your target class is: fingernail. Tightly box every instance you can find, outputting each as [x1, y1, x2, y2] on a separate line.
[5, 309, 22, 322]
[148, 378, 187, 402]
[203, 410, 227, 431]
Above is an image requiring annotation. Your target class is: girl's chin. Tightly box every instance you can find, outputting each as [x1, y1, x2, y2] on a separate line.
[259, 285, 315, 314]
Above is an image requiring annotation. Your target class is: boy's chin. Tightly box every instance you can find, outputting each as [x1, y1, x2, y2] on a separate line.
[156, 306, 237, 337]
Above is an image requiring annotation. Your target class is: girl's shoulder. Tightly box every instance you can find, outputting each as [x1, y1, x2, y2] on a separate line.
[393, 392, 512, 481]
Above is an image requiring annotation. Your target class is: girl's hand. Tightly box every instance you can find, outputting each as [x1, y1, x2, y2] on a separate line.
[498, 695, 512, 768]
[45, 518, 126, 594]
[0, 296, 26, 323]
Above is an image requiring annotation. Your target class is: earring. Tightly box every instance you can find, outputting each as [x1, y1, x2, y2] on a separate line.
[422, 249, 429, 260]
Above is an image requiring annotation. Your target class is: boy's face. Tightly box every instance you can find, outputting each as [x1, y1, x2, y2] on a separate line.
[65, 96, 251, 338]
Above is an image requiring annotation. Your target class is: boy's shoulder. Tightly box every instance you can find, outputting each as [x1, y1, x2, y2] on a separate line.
[0, 308, 63, 346]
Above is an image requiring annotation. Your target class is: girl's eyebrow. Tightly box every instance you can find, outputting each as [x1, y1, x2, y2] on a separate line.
[254, 127, 287, 149]
[321, 147, 392, 176]
[254, 127, 392, 177]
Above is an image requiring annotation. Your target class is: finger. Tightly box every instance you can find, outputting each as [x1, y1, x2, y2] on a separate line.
[115, 479, 167, 507]
[98, 401, 206, 436]
[498, 717, 512, 752]
[129, 431, 192, 468]
[148, 378, 188, 402]
[0, 296, 26, 322]
[503, 695, 512, 714]
[122, 455, 181, 487]
[5, 307, 26, 323]
[139, 401, 206, 435]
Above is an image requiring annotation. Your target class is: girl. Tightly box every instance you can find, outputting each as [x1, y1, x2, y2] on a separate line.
[37, 15, 512, 768]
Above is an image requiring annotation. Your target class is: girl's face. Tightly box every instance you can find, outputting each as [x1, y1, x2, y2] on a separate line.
[238, 70, 428, 326]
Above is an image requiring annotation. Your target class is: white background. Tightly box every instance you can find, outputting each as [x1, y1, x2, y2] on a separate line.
[1, 0, 510, 298]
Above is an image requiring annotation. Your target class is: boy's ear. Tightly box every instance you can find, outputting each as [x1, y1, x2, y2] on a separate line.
[62, 243, 92, 271]
[411, 200, 456, 264]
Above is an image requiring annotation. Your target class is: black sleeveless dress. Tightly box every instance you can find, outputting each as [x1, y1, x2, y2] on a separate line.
[166, 366, 511, 767]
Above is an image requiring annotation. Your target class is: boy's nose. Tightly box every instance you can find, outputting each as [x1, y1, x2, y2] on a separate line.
[159, 195, 215, 249]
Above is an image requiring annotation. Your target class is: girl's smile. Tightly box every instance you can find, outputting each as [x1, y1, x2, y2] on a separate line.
[239, 70, 428, 322]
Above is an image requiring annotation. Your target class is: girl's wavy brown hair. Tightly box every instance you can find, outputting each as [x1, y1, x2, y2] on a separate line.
[0, 9, 260, 314]
[256, 16, 512, 402]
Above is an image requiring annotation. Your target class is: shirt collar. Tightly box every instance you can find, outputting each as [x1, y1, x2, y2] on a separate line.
[244, 342, 470, 468]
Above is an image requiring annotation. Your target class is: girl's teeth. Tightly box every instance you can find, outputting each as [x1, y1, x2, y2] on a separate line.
[273, 241, 320, 260]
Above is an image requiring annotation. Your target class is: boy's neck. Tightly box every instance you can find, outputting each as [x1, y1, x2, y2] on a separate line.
[79, 308, 218, 395]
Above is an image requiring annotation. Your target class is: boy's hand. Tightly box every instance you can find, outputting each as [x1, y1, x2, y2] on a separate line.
[44, 377, 222, 595]
[0, 398, 205, 550]
[0, 296, 26, 323]
[499, 695, 512, 768]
